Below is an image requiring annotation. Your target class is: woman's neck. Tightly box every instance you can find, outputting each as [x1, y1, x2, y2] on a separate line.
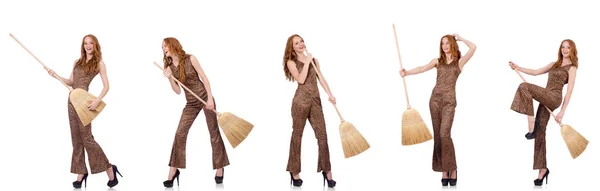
[171, 56, 180, 65]
[445, 53, 453, 63]
[562, 57, 572, 66]
[296, 52, 305, 60]
[86, 54, 93, 62]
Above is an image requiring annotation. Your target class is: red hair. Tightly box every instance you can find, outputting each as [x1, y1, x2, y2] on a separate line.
[283, 34, 303, 81]
[438, 35, 461, 65]
[76, 34, 102, 74]
[553, 39, 578, 68]
[162, 37, 190, 82]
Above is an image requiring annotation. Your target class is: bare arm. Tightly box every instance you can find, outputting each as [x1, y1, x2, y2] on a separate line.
[286, 59, 311, 84]
[559, 66, 577, 113]
[404, 58, 438, 76]
[95, 61, 110, 100]
[165, 66, 182, 94]
[513, 62, 554, 76]
[190, 56, 213, 101]
[313, 59, 334, 96]
[456, 36, 477, 70]
[50, 60, 76, 86]
[87, 60, 110, 110]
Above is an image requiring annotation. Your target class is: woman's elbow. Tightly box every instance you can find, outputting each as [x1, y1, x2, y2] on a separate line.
[469, 45, 477, 53]
[172, 87, 181, 94]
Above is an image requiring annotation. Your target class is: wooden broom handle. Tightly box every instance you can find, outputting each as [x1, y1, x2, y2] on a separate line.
[9, 33, 73, 91]
[392, 24, 412, 109]
[153, 61, 219, 114]
[308, 61, 345, 122]
[513, 69, 563, 125]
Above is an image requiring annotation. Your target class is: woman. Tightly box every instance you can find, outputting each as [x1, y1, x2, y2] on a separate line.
[160, 37, 228, 187]
[283, 34, 337, 188]
[400, 34, 476, 186]
[509, 39, 578, 186]
[47, 34, 122, 188]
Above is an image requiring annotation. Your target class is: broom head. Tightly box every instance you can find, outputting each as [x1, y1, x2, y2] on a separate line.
[69, 88, 106, 126]
[340, 121, 370, 158]
[560, 124, 589, 159]
[402, 108, 432, 145]
[217, 112, 254, 148]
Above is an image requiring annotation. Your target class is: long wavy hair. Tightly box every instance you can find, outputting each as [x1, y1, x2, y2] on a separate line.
[163, 37, 190, 82]
[283, 34, 302, 81]
[438, 34, 461, 65]
[553, 39, 578, 68]
[76, 34, 102, 74]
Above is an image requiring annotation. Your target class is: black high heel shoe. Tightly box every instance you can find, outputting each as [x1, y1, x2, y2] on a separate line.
[321, 171, 337, 188]
[534, 169, 550, 186]
[526, 114, 541, 140]
[289, 172, 303, 187]
[163, 169, 180, 188]
[441, 171, 450, 186]
[525, 132, 535, 140]
[72, 174, 88, 188]
[107, 165, 123, 188]
[215, 168, 224, 184]
[449, 170, 458, 186]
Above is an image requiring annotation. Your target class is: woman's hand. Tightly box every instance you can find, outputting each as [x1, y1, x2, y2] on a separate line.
[509, 61, 520, 70]
[453, 33, 463, 41]
[47, 68, 57, 78]
[88, 99, 101, 110]
[555, 110, 565, 124]
[328, 95, 336, 104]
[304, 51, 314, 64]
[399, 68, 407, 77]
[205, 97, 215, 111]
[164, 67, 173, 78]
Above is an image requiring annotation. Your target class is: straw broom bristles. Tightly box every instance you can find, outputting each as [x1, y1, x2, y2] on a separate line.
[560, 124, 589, 159]
[402, 108, 432, 145]
[70, 88, 106, 126]
[340, 120, 370, 158]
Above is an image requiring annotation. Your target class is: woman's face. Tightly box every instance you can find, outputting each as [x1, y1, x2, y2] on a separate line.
[561, 41, 571, 58]
[292, 36, 305, 54]
[83, 36, 94, 54]
[441, 37, 450, 54]
[162, 41, 171, 57]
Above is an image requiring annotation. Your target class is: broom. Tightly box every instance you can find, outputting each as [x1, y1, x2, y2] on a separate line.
[392, 24, 433, 146]
[513, 69, 588, 159]
[306, 57, 370, 158]
[9, 33, 106, 127]
[153, 61, 253, 148]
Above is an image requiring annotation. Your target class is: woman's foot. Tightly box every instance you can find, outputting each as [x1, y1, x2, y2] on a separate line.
[163, 167, 180, 188]
[448, 170, 458, 186]
[441, 171, 450, 186]
[72, 174, 88, 188]
[525, 115, 537, 140]
[106, 164, 123, 188]
[525, 132, 535, 139]
[215, 168, 224, 184]
[322, 171, 336, 188]
[289, 172, 303, 187]
[534, 169, 549, 186]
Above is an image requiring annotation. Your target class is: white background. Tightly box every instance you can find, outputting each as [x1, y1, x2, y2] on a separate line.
[0, 0, 598, 191]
